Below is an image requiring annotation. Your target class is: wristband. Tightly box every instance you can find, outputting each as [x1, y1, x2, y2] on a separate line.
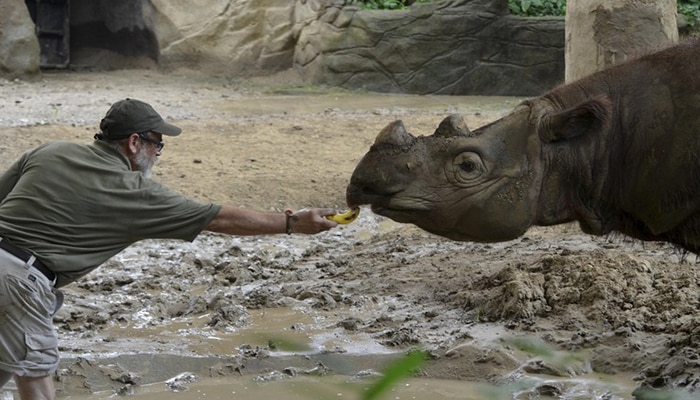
[284, 209, 294, 234]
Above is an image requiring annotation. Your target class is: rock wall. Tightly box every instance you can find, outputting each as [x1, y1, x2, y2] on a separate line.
[295, 0, 564, 95]
[2, 0, 565, 96]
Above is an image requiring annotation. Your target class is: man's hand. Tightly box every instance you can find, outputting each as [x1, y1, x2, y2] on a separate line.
[287, 208, 337, 234]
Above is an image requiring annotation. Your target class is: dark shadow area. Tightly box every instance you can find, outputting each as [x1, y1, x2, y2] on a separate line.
[24, 0, 159, 70]
[25, 0, 69, 68]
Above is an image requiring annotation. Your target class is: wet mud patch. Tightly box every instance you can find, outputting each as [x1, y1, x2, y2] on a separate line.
[0, 70, 698, 398]
[51, 221, 700, 398]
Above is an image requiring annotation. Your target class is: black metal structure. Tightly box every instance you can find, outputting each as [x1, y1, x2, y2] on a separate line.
[24, 0, 70, 68]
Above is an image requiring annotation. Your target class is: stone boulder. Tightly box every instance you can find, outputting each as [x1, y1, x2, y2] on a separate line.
[152, 0, 299, 75]
[0, 0, 40, 76]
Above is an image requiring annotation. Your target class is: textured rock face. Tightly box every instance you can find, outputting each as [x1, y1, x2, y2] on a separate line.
[153, 0, 299, 74]
[3, 0, 564, 95]
[294, 0, 565, 95]
[0, 0, 40, 75]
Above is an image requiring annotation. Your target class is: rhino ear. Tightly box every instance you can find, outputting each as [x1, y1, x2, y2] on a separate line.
[374, 120, 415, 147]
[434, 114, 471, 137]
[538, 95, 612, 143]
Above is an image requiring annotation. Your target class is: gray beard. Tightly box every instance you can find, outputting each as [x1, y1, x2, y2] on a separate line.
[134, 148, 155, 179]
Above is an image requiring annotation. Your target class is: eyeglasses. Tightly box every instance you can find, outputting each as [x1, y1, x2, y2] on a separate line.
[138, 132, 164, 152]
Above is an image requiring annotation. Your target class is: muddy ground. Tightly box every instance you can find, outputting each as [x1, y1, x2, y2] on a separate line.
[0, 69, 699, 399]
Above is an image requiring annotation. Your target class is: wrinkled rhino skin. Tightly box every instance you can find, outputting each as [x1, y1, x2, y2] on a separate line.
[347, 37, 700, 252]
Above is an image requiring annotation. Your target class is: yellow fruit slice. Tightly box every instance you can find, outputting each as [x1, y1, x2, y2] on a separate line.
[326, 207, 360, 224]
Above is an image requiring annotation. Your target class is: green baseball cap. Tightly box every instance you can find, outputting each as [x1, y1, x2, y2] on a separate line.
[99, 98, 181, 138]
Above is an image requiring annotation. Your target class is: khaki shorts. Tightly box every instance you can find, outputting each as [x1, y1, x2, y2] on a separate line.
[0, 250, 62, 377]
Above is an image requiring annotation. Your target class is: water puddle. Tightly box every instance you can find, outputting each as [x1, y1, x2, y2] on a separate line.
[56, 371, 639, 400]
[93, 307, 393, 357]
[61, 375, 491, 400]
[48, 305, 642, 400]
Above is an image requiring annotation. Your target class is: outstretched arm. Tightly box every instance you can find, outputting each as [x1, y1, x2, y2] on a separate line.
[204, 205, 337, 236]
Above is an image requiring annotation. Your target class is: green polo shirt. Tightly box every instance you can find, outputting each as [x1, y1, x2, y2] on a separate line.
[0, 140, 221, 287]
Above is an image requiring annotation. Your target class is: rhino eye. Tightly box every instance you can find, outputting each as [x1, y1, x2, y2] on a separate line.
[460, 160, 477, 172]
[452, 152, 484, 183]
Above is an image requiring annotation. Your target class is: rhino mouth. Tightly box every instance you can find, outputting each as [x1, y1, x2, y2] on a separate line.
[346, 193, 390, 209]
[346, 184, 398, 209]
[371, 204, 429, 218]
[346, 185, 430, 218]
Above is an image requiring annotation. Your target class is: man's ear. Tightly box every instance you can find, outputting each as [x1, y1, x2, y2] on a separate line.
[538, 95, 612, 143]
[125, 133, 140, 154]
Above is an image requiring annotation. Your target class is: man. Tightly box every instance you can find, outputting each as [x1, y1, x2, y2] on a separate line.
[0, 98, 339, 399]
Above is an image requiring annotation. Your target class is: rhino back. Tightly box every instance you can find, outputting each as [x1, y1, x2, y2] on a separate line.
[539, 37, 700, 250]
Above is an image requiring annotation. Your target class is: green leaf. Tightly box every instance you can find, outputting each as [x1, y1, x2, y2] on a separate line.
[363, 351, 428, 400]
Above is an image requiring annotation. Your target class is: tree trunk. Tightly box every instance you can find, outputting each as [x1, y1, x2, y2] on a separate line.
[565, 0, 678, 83]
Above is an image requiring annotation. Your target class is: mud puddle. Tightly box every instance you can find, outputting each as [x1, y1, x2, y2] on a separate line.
[60, 375, 490, 400]
[45, 212, 643, 399]
[93, 307, 393, 358]
[54, 363, 637, 400]
[58, 375, 640, 400]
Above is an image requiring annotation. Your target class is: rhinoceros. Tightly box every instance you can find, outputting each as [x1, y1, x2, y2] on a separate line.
[346, 38, 700, 253]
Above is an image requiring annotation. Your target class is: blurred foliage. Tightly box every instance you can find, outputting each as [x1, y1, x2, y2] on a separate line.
[678, 0, 700, 32]
[508, 0, 699, 34]
[632, 388, 699, 400]
[363, 350, 427, 400]
[344, 0, 431, 10]
[508, 0, 566, 16]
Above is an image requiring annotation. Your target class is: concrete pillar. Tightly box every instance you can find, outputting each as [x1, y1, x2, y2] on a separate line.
[565, 0, 678, 82]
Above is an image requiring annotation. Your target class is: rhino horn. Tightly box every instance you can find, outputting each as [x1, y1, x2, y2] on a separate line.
[433, 114, 471, 137]
[374, 120, 415, 146]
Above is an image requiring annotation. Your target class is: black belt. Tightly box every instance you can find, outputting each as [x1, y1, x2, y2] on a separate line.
[0, 238, 56, 283]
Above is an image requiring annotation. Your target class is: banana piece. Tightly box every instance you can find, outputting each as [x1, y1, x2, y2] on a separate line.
[326, 207, 360, 224]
